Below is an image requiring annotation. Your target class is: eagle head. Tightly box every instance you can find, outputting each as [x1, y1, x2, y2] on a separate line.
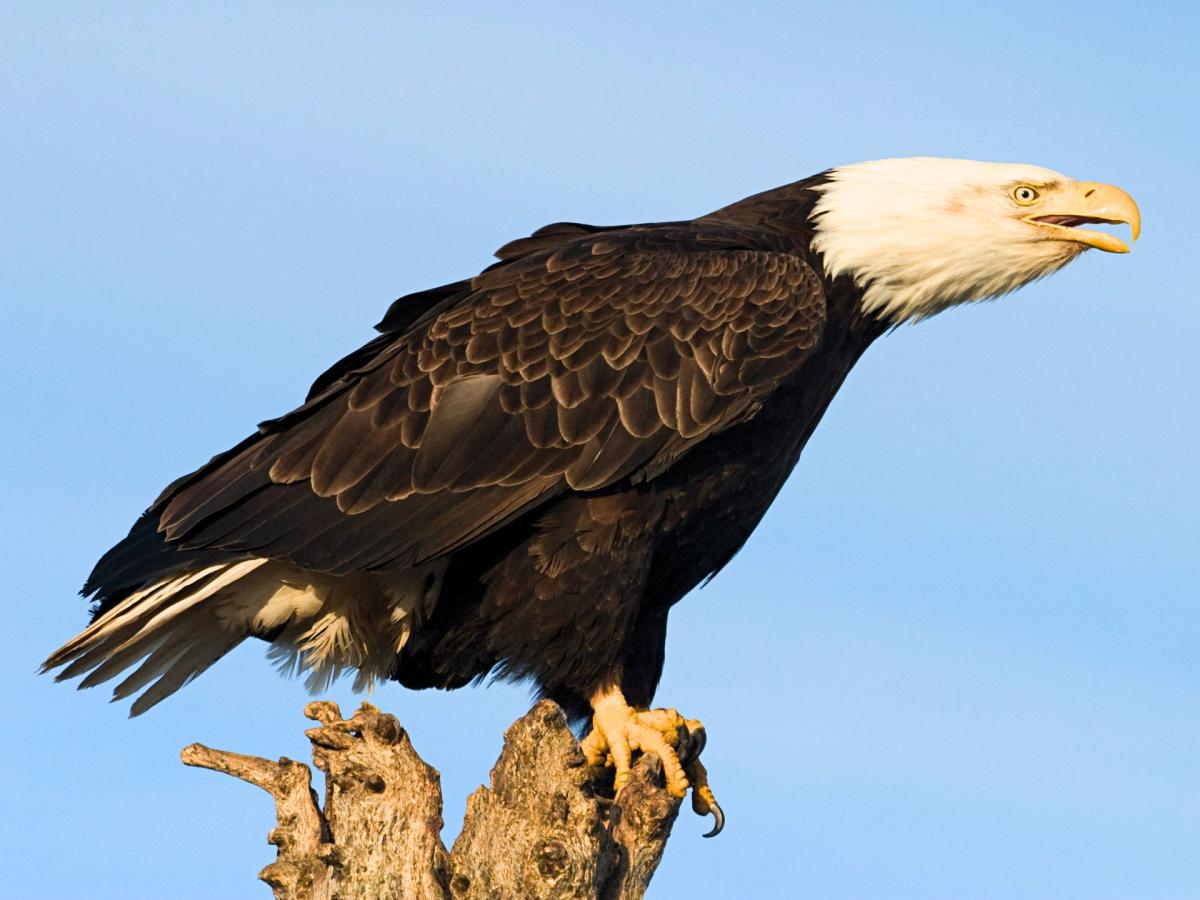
[810, 157, 1140, 322]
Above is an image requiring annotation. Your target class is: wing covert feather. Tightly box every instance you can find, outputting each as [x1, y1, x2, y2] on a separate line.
[155, 225, 827, 572]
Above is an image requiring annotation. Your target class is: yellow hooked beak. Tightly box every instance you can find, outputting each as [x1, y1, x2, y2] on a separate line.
[1023, 181, 1141, 253]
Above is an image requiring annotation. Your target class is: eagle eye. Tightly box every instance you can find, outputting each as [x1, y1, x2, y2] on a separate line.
[1012, 185, 1040, 205]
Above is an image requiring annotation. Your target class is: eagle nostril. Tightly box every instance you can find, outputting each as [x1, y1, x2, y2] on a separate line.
[1084, 188, 1096, 198]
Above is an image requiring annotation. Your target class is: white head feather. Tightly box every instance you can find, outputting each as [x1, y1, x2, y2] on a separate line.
[811, 157, 1087, 322]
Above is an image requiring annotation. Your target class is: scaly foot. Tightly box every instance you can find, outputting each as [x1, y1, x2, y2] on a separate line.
[579, 686, 724, 836]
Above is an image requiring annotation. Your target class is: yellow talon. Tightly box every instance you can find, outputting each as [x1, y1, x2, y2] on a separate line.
[686, 756, 724, 837]
[581, 685, 722, 833]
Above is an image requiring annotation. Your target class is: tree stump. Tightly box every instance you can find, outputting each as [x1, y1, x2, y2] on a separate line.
[182, 699, 704, 899]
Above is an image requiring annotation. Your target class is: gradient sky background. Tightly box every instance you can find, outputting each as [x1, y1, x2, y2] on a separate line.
[2, 3, 1197, 898]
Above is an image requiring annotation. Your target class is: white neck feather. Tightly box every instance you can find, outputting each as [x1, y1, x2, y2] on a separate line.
[810, 158, 1084, 323]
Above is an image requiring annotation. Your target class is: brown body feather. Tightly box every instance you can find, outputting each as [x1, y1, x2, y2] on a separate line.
[47, 173, 887, 716]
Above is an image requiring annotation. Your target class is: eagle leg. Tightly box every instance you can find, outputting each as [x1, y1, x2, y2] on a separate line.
[579, 685, 723, 835]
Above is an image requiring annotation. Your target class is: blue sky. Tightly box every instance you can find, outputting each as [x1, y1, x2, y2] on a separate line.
[2, 3, 1197, 897]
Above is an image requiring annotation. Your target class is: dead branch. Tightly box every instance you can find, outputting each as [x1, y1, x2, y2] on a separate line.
[183, 699, 701, 899]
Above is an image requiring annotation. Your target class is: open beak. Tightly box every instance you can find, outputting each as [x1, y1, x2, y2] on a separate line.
[1024, 182, 1141, 253]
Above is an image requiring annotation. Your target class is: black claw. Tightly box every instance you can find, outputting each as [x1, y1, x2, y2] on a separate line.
[702, 801, 725, 838]
[690, 727, 707, 759]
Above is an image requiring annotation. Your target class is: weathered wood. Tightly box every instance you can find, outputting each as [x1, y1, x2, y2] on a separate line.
[180, 742, 331, 898]
[183, 699, 702, 899]
[304, 701, 450, 899]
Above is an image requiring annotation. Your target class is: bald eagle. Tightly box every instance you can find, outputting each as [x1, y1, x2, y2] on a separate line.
[45, 157, 1138, 834]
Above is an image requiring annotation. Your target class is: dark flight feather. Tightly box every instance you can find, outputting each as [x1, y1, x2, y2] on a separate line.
[59, 179, 874, 719]
[137, 228, 824, 577]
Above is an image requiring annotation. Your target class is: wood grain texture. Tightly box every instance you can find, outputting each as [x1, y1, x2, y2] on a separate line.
[184, 700, 700, 899]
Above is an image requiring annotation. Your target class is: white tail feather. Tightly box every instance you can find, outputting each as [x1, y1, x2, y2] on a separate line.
[43, 557, 447, 714]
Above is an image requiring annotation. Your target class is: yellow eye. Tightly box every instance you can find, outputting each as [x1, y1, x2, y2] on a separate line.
[1013, 185, 1039, 205]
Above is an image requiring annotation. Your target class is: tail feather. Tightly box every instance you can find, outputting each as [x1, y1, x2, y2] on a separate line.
[126, 560, 269, 639]
[77, 634, 176, 690]
[128, 633, 249, 716]
[110, 631, 201, 700]
[44, 565, 226, 673]
[43, 557, 448, 714]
